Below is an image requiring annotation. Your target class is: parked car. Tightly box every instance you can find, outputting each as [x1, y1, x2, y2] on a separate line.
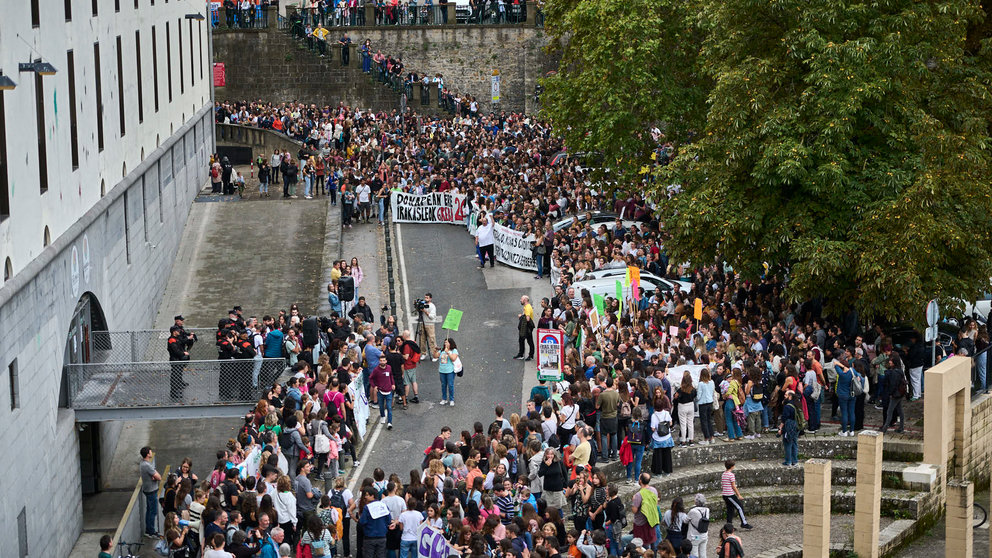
[569, 275, 683, 306]
[583, 268, 693, 292]
[552, 210, 636, 233]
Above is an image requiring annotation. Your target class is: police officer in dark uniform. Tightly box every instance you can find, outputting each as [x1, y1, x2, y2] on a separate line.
[168, 326, 190, 399]
[218, 329, 238, 399]
[174, 315, 198, 357]
[235, 331, 257, 399]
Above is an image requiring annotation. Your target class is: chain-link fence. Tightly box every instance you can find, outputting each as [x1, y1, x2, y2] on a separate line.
[91, 329, 220, 364]
[66, 358, 287, 410]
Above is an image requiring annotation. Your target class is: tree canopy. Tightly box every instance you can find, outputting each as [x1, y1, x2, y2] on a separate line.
[542, 0, 992, 323]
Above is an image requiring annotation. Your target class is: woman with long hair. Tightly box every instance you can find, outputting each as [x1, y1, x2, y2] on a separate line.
[650, 396, 675, 475]
[661, 496, 688, 550]
[438, 338, 460, 406]
[274, 475, 298, 544]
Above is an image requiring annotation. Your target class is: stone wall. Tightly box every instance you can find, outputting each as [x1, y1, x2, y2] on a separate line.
[967, 392, 992, 487]
[212, 25, 554, 113]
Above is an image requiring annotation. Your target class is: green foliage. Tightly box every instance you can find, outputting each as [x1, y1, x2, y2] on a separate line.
[544, 0, 992, 323]
[540, 0, 709, 186]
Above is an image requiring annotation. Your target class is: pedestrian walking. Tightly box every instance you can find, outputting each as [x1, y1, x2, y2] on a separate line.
[720, 460, 753, 530]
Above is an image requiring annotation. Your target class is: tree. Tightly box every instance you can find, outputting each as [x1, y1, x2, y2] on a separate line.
[540, 0, 708, 185]
[659, 0, 992, 322]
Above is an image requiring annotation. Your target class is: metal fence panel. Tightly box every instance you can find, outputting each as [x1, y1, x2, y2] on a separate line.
[90, 329, 220, 363]
[67, 359, 287, 410]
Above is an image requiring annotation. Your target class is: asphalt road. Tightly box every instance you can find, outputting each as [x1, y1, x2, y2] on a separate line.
[355, 222, 547, 478]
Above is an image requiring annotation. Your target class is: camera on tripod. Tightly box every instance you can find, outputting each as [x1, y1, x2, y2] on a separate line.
[414, 298, 428, 311]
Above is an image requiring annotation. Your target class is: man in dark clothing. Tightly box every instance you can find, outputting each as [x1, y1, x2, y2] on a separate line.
[168, 326, 190, 399]
[339, 34, 352, 65]
[348, 296, 375, 325]
[221, 157, 234, 195]
[218, 330, 238, 399]
[880, 364, 906, 433]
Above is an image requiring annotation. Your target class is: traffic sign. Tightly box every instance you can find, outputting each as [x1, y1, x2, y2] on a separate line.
[926, 299, 939, 327]
[925, 325, 937, 343]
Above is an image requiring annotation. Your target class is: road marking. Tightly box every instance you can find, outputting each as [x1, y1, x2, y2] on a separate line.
[348, 420, 383, 493]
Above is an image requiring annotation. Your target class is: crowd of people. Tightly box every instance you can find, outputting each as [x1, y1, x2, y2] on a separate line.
[193, 93, 992, 558]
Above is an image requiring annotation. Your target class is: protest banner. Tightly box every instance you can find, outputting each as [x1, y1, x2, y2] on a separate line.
[492, 224, 538, 271]
[349, 375, 370, 438]
[666, 364, 707, 389]
[417, 522, 462, 558]
[537, 328, 564, 381]
[391, 191, 468, 224]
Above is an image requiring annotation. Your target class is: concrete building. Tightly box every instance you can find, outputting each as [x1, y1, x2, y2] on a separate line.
[0, 0, 213, 556]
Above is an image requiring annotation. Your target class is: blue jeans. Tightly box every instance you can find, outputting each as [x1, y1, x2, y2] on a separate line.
[838, 396, 855, 432]
[535, 253, 545, 277]
[600, 430, 618, 460]
[377, 198, 385, 223]
[807, 393, 822, 431]
[625, 444, 645, 480]
[608, 522, 622, 556]
[304, 175, 312, 197]
[760, 405, 770, 429]
[378, 391, 393, 423]
[400, 540, 418, 558]
[723, 400, 742, 439]
[440, 372, 455, 401]
[144, 490, 158, 535]
[783, 437, 798, 465]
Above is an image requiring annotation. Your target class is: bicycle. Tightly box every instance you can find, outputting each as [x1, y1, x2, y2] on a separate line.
[975, 502, 987, 528]
[117, 540, 144, 558]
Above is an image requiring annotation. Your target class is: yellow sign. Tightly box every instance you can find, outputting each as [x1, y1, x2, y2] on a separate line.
[693, 298, 703, 321]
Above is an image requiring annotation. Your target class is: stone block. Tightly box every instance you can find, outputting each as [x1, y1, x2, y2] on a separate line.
[903, 463, 938, 486]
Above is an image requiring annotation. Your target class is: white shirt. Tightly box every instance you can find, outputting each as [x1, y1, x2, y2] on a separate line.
[476, 217, 495, 247]
[399, 510, 425, 541]
[356, 184, 372, 202]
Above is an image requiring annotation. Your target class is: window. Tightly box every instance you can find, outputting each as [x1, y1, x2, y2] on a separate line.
[67, 51, 79, 169]
[0, 93, 8, 221]
[165, 22, 172, 102]
[156, 166, 163, 223]
[16, 507, 26, 557]
[198, 21, 204, 80]
[64, 0, 72, 21]
[93, 43, 104, 151]
[3, 258, 10, 281]
[115, 0, 120, 11]
[178, 20, 184, 95]
[8, 359, 18, 410]
[31, 0, 40, 26]
[135, 32, 144, 122]
[34, 62, 48, 194]
[151, 26, 160, 112]
[123, 192, 131, 264]
[92, 0, 98, 16]
[141, 176, 148, 241]
[43, 226, 50, 246]
[188, 20, 195, 87]
[116, 36, 125, 137]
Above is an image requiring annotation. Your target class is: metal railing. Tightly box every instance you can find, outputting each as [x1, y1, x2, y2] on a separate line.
[67, 358, 287, 410]
[90, 329, 219, 363]
[212, 5, 275, 29]
[289, 3, 542, 27]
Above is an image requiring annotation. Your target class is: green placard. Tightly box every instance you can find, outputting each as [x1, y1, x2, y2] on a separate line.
[441, 308, 464, 331]
[593, 294, 605, 316]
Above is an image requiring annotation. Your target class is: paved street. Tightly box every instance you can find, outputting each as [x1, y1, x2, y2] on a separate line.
[351, 222, 551, 478]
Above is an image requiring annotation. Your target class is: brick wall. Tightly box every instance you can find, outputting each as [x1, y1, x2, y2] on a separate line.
[967, 392, 992, 487]
[212, 26, 554, 113]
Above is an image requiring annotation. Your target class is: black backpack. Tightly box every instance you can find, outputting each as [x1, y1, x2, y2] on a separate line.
[329, 489, 346, 510]
[278, 428, 294, 452]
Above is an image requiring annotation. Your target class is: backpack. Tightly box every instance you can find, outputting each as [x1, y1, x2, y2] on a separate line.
[896, 372, 908, 399]
[850, 372, 865, 398]
[690, 507, 710, 535]
[329, 489, 347, 510]
[751, 381, 763, 401]
[310, 535, 329, 557]
[655, 413, 670, 437]
[628, 421, 645, 445]
[791, 402, 806, 433]
[279, 428, 294, 452]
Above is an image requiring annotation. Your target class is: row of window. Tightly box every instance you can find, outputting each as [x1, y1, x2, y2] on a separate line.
[34, 0, 173, 26]
[0, 19, 205, 223]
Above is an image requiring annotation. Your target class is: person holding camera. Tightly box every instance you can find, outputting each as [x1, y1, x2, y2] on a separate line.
[416, 293, 439, 361]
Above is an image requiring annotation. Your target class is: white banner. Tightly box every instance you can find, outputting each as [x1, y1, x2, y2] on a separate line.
[666, 364, 707, 389]
[417, 522, 462, 558]
[493, 224, 537, 271]
[391, 191, 468, 224]
[349, 376, 370, 439]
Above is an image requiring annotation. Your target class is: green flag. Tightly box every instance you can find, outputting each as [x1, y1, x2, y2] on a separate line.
[616, 280, 624, 312]
[593, 294, 606, 316]
[441, 308, 464, 331]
